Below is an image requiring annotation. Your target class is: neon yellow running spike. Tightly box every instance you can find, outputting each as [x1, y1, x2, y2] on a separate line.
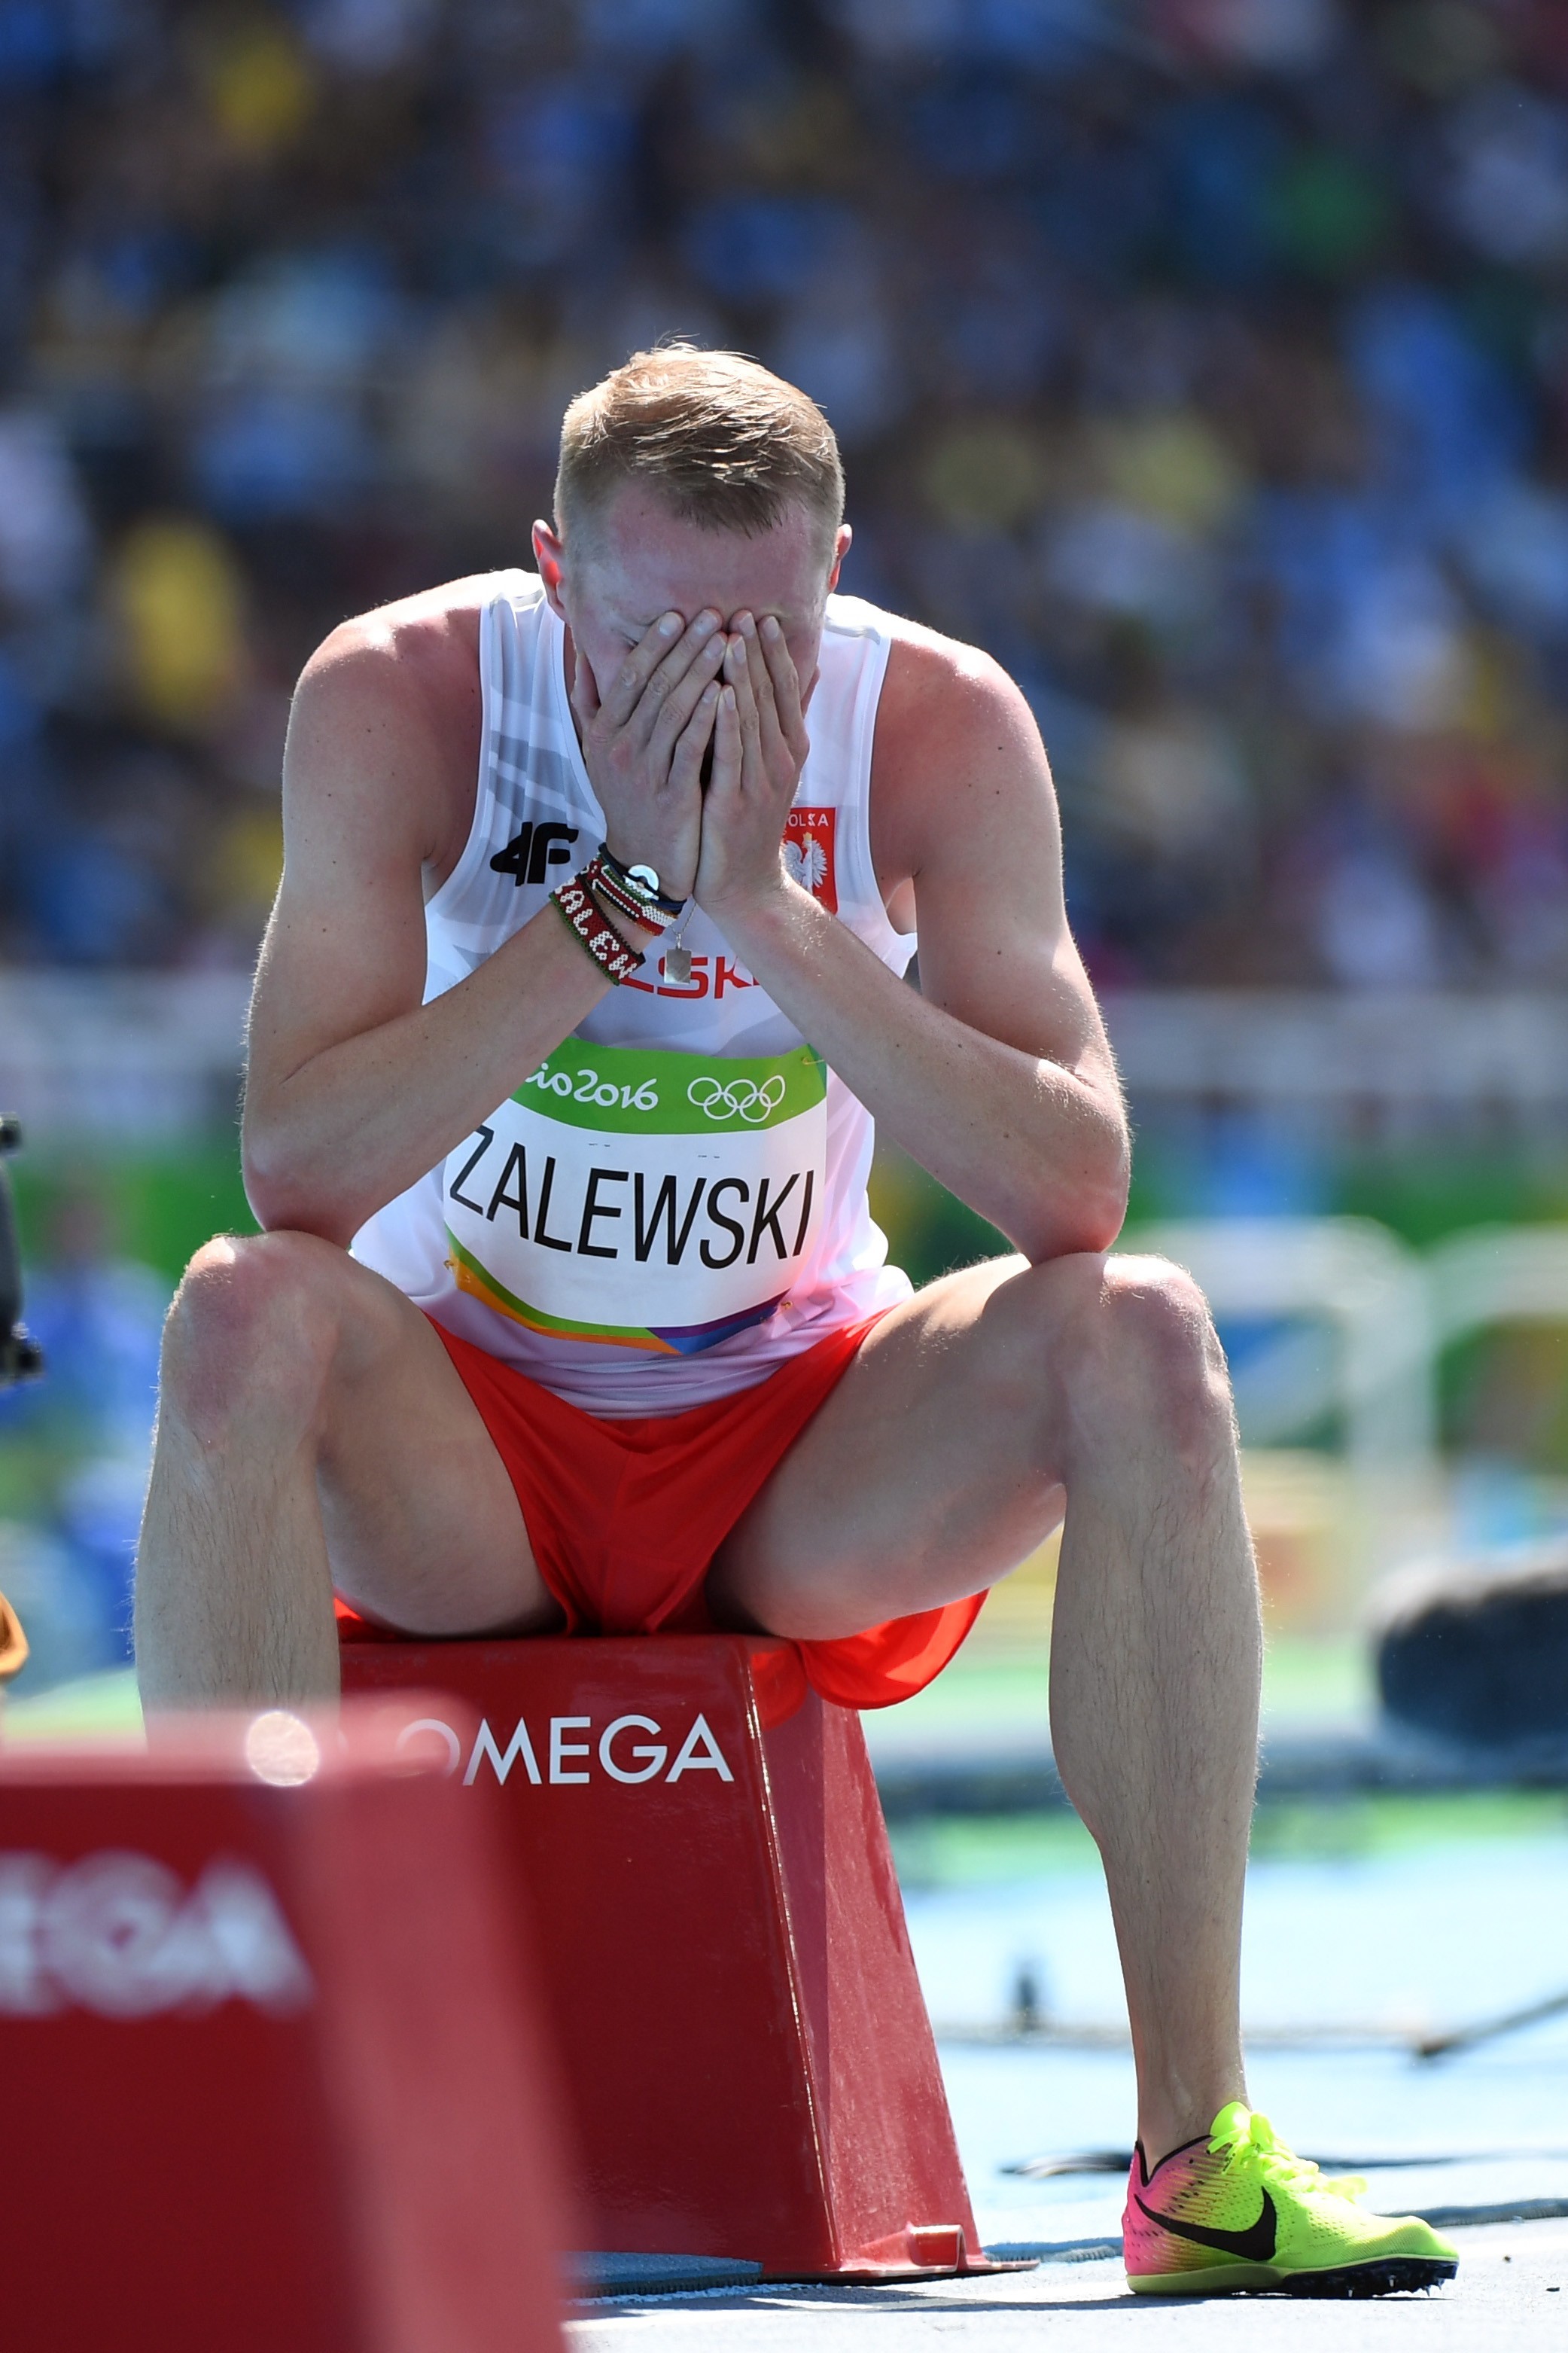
[1123, 2103, 1458, 2298]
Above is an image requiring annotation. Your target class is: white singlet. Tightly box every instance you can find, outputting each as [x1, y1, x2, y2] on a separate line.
[351, 569, 918, 1414]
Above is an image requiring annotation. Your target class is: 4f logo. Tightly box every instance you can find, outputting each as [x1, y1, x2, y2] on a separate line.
[491, 821, 579, 887]
[783, 808, 837, 913]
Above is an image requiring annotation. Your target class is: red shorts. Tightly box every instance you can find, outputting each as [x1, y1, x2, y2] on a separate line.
[335, 1313, 984, 1711]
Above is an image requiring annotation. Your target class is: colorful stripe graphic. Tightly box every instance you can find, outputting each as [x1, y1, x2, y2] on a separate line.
[448, 1233, 788, 1355]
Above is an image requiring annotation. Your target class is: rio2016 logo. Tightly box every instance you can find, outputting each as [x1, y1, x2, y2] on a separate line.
[524, 1065, 659, 1111]
[518, 1065, 794, 1125]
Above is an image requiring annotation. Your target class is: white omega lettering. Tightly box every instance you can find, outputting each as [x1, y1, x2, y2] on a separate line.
[464, 1718, 543, 1786]
[687, 1074, 787, 1126]
[175, 1860, 315, 2015]
[665, 1713, 736, 1784]
[0, 1851, 313, 2019]
[394, 1718, 462, 1776]
[41, 1850, 190, 2016]
[549, 1717, 592, 1784]
[598, 1714, 668, 1784]
[0, 1853, 56, 2013]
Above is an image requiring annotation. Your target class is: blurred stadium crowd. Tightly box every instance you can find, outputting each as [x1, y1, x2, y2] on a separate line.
[5, 0, 1568, 988]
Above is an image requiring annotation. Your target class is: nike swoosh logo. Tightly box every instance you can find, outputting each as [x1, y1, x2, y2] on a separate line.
[1134, 2187, 1277, 2262]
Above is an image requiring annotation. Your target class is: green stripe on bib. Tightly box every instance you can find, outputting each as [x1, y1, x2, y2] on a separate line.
[516, 1037, 825, 1135]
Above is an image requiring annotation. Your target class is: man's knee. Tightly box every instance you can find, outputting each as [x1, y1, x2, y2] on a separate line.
[1043, 1251, 1235, 1464]
[161, 1230, 346, 1442]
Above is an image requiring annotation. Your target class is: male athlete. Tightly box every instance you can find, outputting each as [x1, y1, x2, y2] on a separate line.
[135, 346, 1454, 2300]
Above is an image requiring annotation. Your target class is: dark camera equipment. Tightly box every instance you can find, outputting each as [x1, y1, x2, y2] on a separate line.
[0, 1114, 44, 1389]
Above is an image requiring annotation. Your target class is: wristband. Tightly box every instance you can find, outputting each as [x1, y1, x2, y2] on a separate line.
[550, 875, 645, 985]
[598, 843, 685, 919]
[587, 859, 678, 934]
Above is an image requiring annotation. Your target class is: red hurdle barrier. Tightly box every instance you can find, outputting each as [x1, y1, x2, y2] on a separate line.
[1, 1704, 572, 2353]
[340, 1632, 1009, 2281]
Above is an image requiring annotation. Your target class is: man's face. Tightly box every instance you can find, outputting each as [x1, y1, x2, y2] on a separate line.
[534, 483, 848, 718]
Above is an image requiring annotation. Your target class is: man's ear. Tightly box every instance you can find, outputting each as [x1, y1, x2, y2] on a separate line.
[532, 518, 568, 618]
[826, 522, 852, 598]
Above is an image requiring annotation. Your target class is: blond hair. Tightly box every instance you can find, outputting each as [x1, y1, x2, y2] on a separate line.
[555, 346, 844, 554]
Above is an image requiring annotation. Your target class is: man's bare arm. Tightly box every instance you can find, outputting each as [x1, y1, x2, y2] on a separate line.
[242, 618, 614, 1246]
[699, 625, 1129, 1266]
[245, 598, 734, 1246]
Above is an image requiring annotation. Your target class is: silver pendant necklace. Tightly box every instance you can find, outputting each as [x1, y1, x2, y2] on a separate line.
[662, 907, 694, 986]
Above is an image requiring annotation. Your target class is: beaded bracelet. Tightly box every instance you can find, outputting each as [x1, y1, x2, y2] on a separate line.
[597, 842, 686, 919]
[587, 858, 678, 934]
[550, 874, 645, 985]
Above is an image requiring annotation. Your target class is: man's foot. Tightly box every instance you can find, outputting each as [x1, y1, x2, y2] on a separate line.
[1123, 2103, 1458, 2297]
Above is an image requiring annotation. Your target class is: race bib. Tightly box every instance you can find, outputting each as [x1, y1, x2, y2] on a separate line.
[443, 1036, 828, 1353]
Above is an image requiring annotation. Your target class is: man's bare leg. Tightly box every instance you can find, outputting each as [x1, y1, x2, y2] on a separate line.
[709, 1250, 1261, 2168]
[135, 1230, 559, 1709]
[1045, 1261, 1258, 2166]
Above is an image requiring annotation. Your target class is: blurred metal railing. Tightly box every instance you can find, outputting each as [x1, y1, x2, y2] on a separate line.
[1105, 989, 1568, 1111]
[1426, 1226, 1568, 1349]
[0, 970, 251, 1141]
[5, 977, 1568, 1139]
[1137, 1218, 1568, 1477]
[1137, 1218, 1436, 1475]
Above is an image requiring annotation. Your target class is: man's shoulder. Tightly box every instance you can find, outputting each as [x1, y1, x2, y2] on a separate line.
[297, 570, 525, 724]
[863, 609, 1037, 768]
[283, 575, 518, 861]
[863, 608, 1052, 888]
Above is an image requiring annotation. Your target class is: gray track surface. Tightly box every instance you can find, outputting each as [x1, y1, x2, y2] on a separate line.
[569, 2221, 1566, 2350]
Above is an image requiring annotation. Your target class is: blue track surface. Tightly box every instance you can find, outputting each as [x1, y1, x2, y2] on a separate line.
[912, 1828, 1568, 2248]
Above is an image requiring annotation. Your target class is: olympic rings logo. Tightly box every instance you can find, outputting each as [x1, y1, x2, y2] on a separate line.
[687, 1074, 787, 1125]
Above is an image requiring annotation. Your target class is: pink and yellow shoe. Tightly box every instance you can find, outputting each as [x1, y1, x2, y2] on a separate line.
[1124, 2103, 1458, 2298]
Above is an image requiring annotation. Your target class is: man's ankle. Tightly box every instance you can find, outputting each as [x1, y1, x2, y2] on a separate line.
[1136, 2090, 1246, 2177]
